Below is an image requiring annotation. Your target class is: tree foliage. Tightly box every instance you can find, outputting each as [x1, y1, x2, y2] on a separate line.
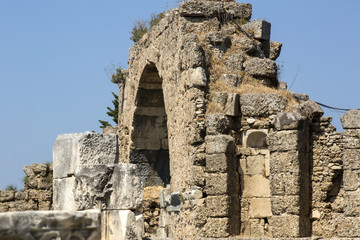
[130, 12, 165, 43]
[99, 92, 119, 129]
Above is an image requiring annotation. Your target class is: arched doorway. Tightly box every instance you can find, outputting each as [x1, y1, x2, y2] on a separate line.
[129, 63, 170, 237]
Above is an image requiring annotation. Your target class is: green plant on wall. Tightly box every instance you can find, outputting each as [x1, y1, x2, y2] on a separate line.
[5, 185, 17, 191]
[99, 92, 119, 129]
[130, 12, 166, 43]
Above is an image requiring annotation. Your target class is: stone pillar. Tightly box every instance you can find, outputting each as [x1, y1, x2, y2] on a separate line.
[340, 110, 360, 238]
[267, 112, 310, 237]
[202, 134, 240, 238]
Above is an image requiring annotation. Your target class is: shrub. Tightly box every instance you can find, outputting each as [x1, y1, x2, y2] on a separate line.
[5, 185, 17, 191]
[99, 92, 119, 129]
[130, 19, 148, 43]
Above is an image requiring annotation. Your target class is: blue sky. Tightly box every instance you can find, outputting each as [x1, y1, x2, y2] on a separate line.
[0, 0, 359, 189]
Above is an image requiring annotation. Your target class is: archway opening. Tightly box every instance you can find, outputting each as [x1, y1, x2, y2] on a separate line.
[130, 63, 170, 237]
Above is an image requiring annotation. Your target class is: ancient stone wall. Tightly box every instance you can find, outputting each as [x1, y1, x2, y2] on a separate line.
[0, 163, 53, 212]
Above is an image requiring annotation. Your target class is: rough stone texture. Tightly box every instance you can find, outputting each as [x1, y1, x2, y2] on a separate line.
[273, 111, 306, 130]
[206, 114, 231, 135]
[202, 217, 231, 238]
[0, 209, 101, 240]
[240, 93, 287, 117]
[205, 135, 236, 154]
[341, 109, 360, 129]
[0, 163, 53, 213]
[244, 58, 277, 79]
[267, 130, 303, 152]
[226, 93, 240, 116]
[269, 41, 282, 60]
[298, 100, 324, 118]
[243, 20, 271, 41]
[54, 163, 143, 211]
[53, 132, 118, 179]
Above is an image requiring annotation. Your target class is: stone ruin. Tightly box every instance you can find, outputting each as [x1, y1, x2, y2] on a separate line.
[0, 0, 359, 239]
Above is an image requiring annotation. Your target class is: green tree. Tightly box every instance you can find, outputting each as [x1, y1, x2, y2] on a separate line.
[99, 92, 119, 129]
[5, 185, 17, 191]
[130, 19, 148, 43]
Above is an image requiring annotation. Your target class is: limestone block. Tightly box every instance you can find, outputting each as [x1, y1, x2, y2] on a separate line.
[182, 67, 208, 87]
[232, 35, 256, 55]
[270, 151, 300, 174]
[342, 129, 360, 149]
[249, 198, 272, 218]
[193, 165, 206, 187]
[101, 210, 142, 240]
[271, 196, 300, 215]
[341, 109, 360, 129]
[107, 164, 143, 210]
[220, 73, 242, 87]
[267, 130, 303, 152]
[205, 172, 239, 195]
[53, 177, 76, 211]
[206, 31, 231, 52]
[206, 114, 231, 135]
[53, 132, 118, 179]
[240, 93, 287, 117]
[343, 149, 360, 170]
[292, 93, 309, 102]
[244, 58, 277, 79]
[269, 41, 282, 60]
[297, 100, 324, 118]
[210, 91, 228, 108]
[240, 155, 265, 175]
[206, 153, 235, 173]
[343, 170, 360, 191]
[270, 172, 300, 196]
[242, 174, 271, 198]
[179, 33, 206, 70]
[0, 209, 101, 239]
[336, 216, 360, 237]
[205, 135, 236, 154]
[102, 126, 118, 134]
[180, 1, 252, 20]
[226, 93, 240, 116]
[273, 112, 306, 130]
[243, 20, 271, 41]
[271, 215, 302, 238]
[202, 217, 231, 238]
[206, 195, 239, 217]
[344, 191, 360, 217]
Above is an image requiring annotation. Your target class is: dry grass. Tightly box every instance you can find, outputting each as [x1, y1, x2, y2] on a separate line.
[206, 101, 225, 114]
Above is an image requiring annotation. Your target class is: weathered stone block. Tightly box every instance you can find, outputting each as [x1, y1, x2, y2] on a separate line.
[240, 154, 265, 175]
[271, 215, 302, 237]
[224, 53, 246, 72]
[267, 130, 303, 152]
[341, 109, 360, 129]
[206, 195, 239, 217]
[205, 172, 238, 196]
[232, 35, 256, 55]
[242, 174, 271, 198]
[244, 58, 277, 79]
[344, 191, 360, 217]
[193, 165, 206, 187]
[226, 93, 240, 116]
[0, 210, 101, 239]
[220, 74, 242, 87]
[343, 170, 360, 191]
[270, 172, 300, 196]
[205, 135, 235, 154]
[206, 31, 231, 53]
[223, 2, 252, 20]
[273, 112, 306, 130]
[206, 114, 231, 135]
[249, 198, 272, 218]
[342, 129, 360, 149]
[336, 216, 360, 237]
[270, 151, 300, 173]
[202, 217, 231, 238]
[269, 41, 282, 60]
[240, 93, 287, 117]
[0, 191, 15, 202]
[298, 100, 324, 118]
[182, 67, 208, 87]
[53, 177, 76, 211]
[101, 210, 142, 240]
[210, 91, 228, 108]
[271, 196, 300, 215]
[243, 19, 271, 41]
[343, 149, 360, 170]
[53, 132, 118, 179]
[206, 153, 235, 173]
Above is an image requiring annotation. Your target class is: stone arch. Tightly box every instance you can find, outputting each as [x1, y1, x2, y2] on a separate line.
[129, 62, 170, 187]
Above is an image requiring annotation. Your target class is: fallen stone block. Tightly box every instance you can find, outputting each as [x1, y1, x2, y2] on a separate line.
[243, 19, 271, 41]
[341, 109, 360, 129]
[0, 209, 101, 240]
[240, 93, 287, 117]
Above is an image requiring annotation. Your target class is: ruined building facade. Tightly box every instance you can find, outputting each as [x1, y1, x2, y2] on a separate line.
[0, 1, 359, 239]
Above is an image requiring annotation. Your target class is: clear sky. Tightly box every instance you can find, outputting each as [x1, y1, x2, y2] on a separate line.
[0, 0, 359, 189]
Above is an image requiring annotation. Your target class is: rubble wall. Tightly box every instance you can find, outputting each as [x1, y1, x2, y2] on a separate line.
[0, 163, 53, 212]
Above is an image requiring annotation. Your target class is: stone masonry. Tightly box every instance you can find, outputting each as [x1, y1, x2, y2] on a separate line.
[0, 1, 359, 240]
